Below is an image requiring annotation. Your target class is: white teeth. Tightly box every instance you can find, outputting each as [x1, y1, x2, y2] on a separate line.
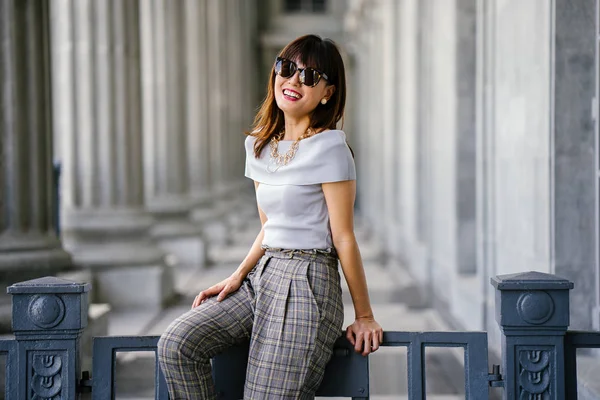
[283, 89, 301, 99]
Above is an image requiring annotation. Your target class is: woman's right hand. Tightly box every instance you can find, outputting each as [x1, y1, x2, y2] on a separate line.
[192, 273, 244, 308]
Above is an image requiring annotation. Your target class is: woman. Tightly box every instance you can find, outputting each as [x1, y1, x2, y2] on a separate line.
[158, 34, 383, 399]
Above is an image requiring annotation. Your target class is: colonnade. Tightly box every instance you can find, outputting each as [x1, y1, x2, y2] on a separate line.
[345, 0, 598, 347]
[0, 0, 260, 308]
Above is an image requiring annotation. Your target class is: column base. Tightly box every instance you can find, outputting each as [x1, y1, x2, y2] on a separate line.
[94, 263, 175, 308]
[0, 243, 72, 332]
[80, 303, 111, 372]
[156, 235, 207, 268]
[193, 204, 230, 248]
[203, 180, 255, 247]
[148, 197, 208, 268]
[0, 232, 72, 279]
[226, 187, 258, 232]
[62, 208, 176, 308]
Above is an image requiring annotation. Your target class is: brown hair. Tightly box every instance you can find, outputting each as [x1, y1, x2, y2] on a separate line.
[246, 34, 347, 158]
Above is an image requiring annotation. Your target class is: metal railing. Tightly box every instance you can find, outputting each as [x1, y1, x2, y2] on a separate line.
[0, 270, 597, 399]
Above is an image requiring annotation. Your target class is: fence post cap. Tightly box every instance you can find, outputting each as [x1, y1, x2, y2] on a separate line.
[8, 277, 90, 333]
[7, 276, 90, 294]
[491, 271, 574, 291]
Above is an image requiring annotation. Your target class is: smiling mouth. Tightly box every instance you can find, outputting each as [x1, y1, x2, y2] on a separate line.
[283, 89, 302, 99]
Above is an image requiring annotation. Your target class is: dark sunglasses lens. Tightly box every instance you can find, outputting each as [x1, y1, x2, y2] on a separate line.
[277, 59, 295, 78]
[302, 68, 321, 87]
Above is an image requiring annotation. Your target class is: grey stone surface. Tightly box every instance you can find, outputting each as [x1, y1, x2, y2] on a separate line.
[575, 354, 600, 400]
[455, 0, 477, 276]
[140, 0, 209, 270]
[50, 0, 176, 308]
[158, 236, 207, 268]
[183, 0, 211, 207]
[95, 264, 175, 309]
[553, 0, 597, 330]
[80, 303, 111, 373]
[0, 0, 72, 277]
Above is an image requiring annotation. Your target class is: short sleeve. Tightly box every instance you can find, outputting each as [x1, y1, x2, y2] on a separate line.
[244, 135, 257, 180]
[244, 130, 356, 185]
[312, 137, 356, 183]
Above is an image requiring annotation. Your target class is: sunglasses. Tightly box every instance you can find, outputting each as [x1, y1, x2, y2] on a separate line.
[274, 57, 329, 87]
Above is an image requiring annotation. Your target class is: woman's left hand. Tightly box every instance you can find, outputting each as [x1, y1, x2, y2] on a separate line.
[346, 317, 384, 356]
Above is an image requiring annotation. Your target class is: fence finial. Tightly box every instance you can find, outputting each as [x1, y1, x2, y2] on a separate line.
[7, 276, 90, 399]
[492, 271, 573, 400]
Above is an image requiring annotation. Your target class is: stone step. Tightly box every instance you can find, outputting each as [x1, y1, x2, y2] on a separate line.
[57, 268, 94, 286]
[80, 303, 111, 372]
[108, 308, 162, 337]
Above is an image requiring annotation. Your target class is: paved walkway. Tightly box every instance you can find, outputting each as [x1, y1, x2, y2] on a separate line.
[107, 209, 465, 399]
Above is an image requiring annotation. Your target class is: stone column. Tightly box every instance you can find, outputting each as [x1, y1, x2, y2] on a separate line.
[236, 0, 262, 230]
[51, 0, 174, 308]
[551, 0, 596, 330]
[198, 0, 233, 248]
[381, 0, 399, 254]
[140, 0, 206, 266]
[182, 0, 213, 262]
[206, 0, 226, 195]
[222, 0, 254, 232]
[227, 0, 244, 183]
[370, 4, 386, 247]
[455, 0, 477, 276]
[184, 0, 210, 210]
[0, 0, 72, 280]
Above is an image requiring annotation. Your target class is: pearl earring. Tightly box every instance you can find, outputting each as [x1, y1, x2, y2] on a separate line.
[321, 98, 327, 105]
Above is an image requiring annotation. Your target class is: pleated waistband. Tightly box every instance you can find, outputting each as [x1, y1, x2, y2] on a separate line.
[261, 246, 338, 265]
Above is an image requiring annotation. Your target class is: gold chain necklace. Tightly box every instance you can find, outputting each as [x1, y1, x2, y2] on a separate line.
[267, 127, 315, 173]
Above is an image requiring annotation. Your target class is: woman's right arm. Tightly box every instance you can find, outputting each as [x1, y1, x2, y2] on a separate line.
[233, 224, 266, 281]
[192, 181, 267, 307]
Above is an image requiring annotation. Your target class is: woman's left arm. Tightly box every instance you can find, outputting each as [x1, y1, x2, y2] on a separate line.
[322, 180, 384, 356]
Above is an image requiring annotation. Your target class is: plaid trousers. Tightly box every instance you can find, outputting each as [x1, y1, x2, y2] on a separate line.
[157, 248, 345, 399]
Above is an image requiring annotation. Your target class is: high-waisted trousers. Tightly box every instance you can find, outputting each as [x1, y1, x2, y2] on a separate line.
[157, 248, 345, 399]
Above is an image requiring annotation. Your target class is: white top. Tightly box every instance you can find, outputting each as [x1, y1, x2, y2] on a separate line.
[244, 129, 356, 249]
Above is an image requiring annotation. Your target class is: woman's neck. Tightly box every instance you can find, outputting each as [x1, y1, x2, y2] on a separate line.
[282, 117, 311, 141]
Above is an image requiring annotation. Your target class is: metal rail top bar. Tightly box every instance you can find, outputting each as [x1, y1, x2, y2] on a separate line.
[382, 331, 487, 346]
[566, 331, 600, 347]
[93, 332, 487, 349]
[93, 335, 160, 347]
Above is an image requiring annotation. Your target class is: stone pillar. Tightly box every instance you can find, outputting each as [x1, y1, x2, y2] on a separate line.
[0, 0, 72, 280]
[236, 0, 262, 229]
[182, 0, 213, 263]
[551, 0, 596, 330]
[222, 0, 254, 232]
[414, 0, 435, 290]
[184, 0, 210, 211]
[198, 0, 233, 248]
[206, 0, 226, 195]
[140, 0, 206, 266]
[51, 0, 174, 307]
[455, 0, 477, 276]
[381, 0, 399, 254]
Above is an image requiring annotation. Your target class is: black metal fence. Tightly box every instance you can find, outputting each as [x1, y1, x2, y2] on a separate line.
[1, 271, 599, 399]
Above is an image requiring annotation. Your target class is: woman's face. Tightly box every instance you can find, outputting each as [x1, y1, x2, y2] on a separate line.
[274, 58, 334, 119]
